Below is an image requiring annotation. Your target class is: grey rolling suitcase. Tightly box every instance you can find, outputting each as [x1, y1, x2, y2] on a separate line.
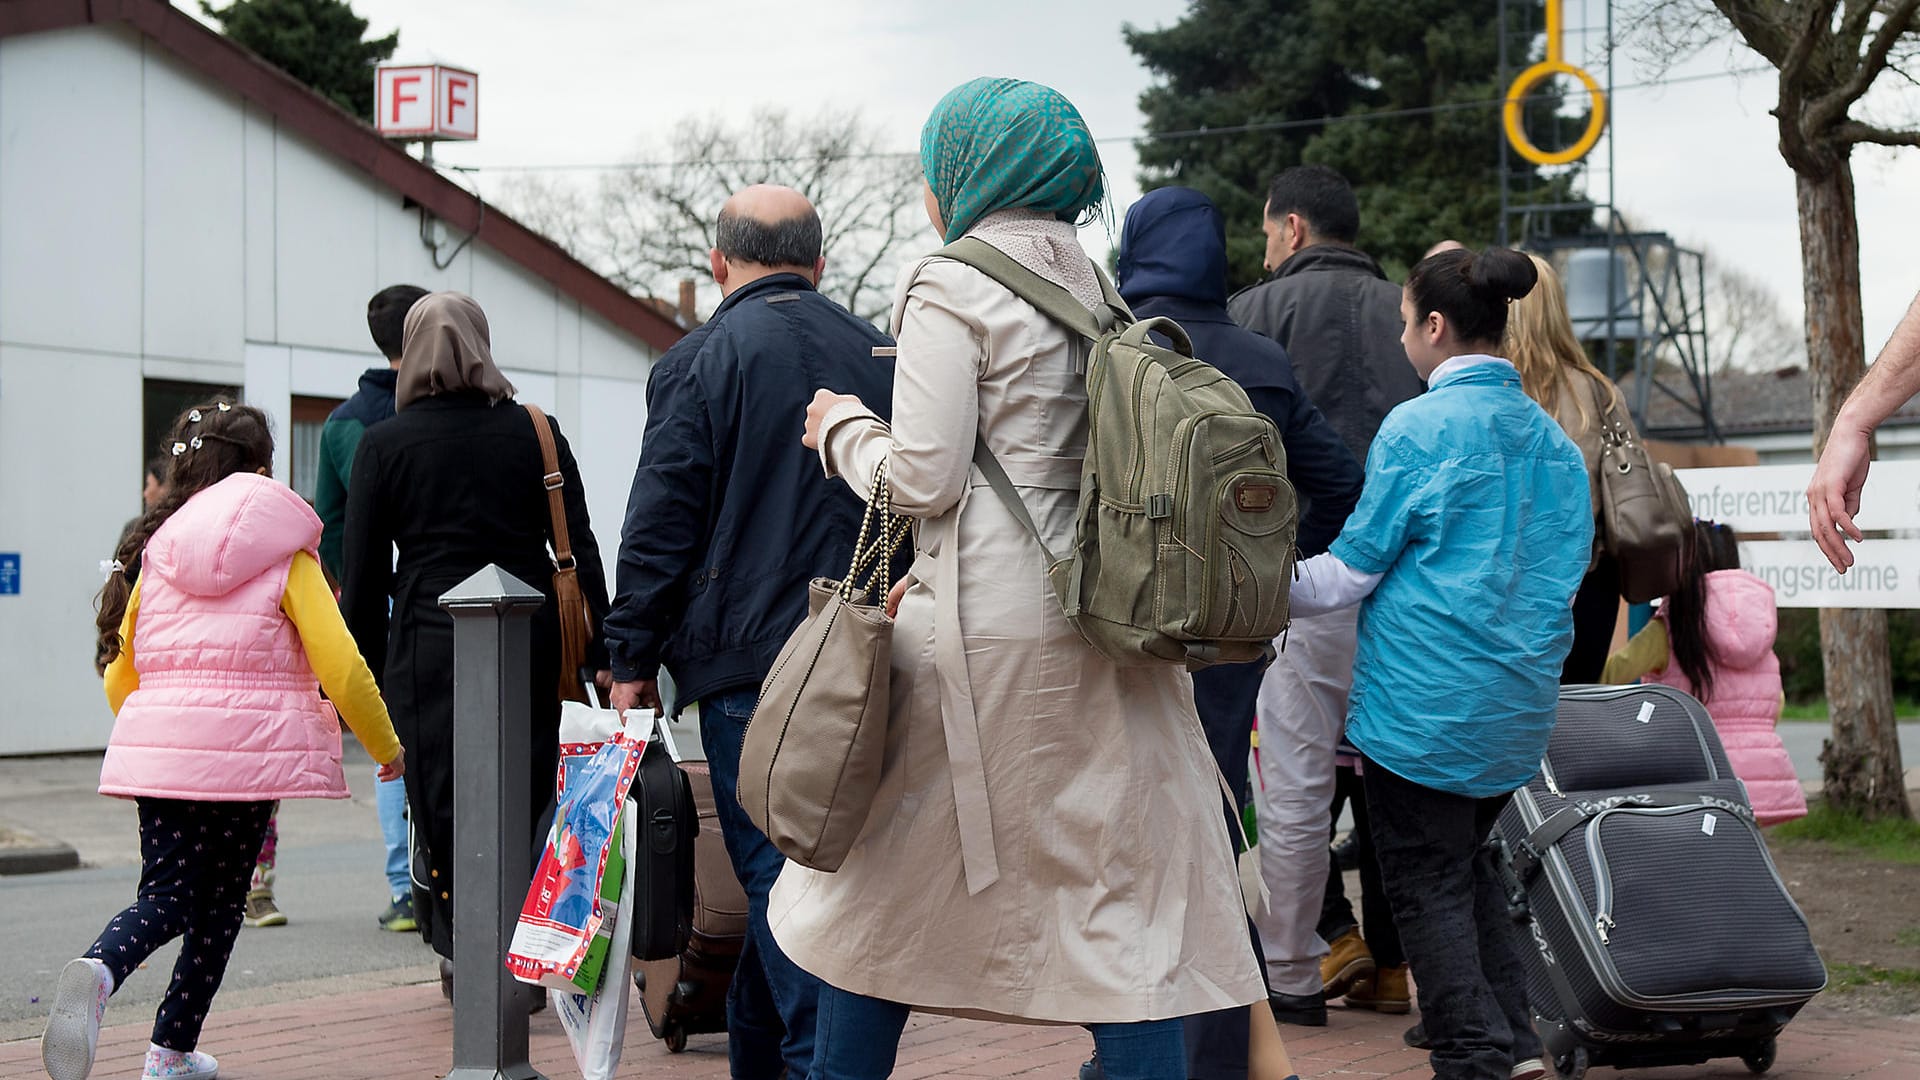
[1493, 684, 1826, 1079]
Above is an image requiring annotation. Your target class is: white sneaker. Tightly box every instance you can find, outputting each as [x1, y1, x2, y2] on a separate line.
[141, 1044, 219, 1079]
[1511, 1058, 1550, 1080]
[41, 957, 112, 1080]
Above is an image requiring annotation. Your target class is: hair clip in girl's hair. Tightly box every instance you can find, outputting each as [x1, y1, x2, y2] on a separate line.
[171, 442, 188, 456]
[188, 409, 203, 423]
[99, 559, 125, 580]
[190, 436, 204, 451]
[218, 402, 231, 412]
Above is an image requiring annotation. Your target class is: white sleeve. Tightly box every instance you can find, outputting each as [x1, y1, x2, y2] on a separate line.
[1289, 551, 1384, 617]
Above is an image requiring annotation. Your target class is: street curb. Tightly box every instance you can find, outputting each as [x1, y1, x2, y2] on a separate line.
[0, 842, 80, 875]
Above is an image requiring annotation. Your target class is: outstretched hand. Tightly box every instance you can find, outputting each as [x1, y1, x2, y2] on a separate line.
[1809, 425, 1871, 572]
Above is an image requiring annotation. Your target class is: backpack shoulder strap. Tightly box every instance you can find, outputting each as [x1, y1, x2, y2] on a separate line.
[937, 237, 1119, 343]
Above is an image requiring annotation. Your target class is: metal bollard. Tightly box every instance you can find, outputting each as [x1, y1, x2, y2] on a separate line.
[440, 565, 550, 1080]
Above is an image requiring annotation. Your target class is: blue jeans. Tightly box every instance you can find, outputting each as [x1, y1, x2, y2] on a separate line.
[813, 985, 1186, 1079]
[702, 689, 821, 1079]
[375, 770, 410, 900]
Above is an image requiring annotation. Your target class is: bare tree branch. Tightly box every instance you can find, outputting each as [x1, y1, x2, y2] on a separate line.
[1808, 0, 1920, 131]
[1833, 118, 1920, 143]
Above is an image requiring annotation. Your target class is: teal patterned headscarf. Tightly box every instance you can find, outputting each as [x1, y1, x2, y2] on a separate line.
[920, 77, 1106, 244]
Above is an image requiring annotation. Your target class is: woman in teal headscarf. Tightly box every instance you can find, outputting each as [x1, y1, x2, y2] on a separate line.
[775, 79, 1270, 1080]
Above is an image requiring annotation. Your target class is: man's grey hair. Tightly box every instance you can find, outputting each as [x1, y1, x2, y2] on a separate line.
[716, 206, 823, 268]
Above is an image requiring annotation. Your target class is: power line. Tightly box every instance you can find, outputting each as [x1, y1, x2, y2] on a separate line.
[444, 63, 1774, 175]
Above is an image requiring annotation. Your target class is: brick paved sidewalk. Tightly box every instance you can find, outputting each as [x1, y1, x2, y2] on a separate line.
[1, 979, 1914, 1079]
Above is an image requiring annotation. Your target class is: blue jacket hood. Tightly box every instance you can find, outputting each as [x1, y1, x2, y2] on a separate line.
[1117, 186, 1229, 308]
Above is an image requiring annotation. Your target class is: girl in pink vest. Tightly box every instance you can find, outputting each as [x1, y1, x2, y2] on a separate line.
[42, 400, 403, 1080]
[1604, 522, 1808, 826]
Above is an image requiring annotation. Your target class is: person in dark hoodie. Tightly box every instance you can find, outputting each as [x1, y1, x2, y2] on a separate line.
[1112, 186, 1364, 1077]
[316, 283, 427, 935]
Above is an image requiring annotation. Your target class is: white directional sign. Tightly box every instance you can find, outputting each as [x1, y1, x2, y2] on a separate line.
[1674, 461, 1920, 533]
[1739, 540, 1920, 608]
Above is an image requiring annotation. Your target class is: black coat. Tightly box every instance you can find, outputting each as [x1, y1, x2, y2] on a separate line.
[340, 392, 611, 957]
[602, 273, 895, 708]
[1228, 242, 1426, 466]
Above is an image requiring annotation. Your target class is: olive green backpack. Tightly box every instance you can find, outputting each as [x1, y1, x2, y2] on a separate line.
[940, 238, 1298, 668]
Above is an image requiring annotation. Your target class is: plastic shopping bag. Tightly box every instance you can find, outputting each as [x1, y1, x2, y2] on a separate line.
[507, 728, 645, 991]
[552, 797, 638, 1080]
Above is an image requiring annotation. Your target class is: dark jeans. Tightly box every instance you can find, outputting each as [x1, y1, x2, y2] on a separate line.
[702, 689, 821, 1079]
[1184, 661, 1271, 1078]
[1317, 762, 1404, 968]
[814, 984, 1187, 1079]
[1562, 555, 1621, 683]
[86, 798, 275, 1051]
[1362, 757, 1541, 1080]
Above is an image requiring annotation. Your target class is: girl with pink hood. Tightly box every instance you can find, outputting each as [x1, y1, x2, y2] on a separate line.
[42, 400, 403, 1080]
[1604, 521, 1808, 826]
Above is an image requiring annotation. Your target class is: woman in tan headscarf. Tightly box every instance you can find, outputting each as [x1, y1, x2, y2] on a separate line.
[1506, 255, 1630, 681]
[341, 292, 611, 980]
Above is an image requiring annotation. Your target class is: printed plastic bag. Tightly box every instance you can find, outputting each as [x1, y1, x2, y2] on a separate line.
[552, 797, 638, 1080]
[507, 730, 644, 991]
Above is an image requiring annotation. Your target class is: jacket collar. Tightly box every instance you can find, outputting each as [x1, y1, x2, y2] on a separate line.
[1128, 295, 1235, 327]
[711, 272, 818, 320]
[1429, 354, 1518, 390]
[359, 367, 399, 394]
[1273, 243, 1390, 283]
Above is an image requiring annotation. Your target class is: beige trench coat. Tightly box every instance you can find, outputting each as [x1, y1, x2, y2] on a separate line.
[766, 241, 1264, 1025]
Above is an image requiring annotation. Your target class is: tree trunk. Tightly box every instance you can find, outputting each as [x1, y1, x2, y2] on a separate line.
[1796, 160, 1914, 821]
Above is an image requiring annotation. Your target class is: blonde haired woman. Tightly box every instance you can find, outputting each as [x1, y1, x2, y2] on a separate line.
[1506, 253, 1629, 681]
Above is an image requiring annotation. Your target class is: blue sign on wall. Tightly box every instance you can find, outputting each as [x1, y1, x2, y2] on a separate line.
[0, 553, 18, 595]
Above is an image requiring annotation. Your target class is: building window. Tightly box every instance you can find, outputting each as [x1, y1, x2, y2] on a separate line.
[144, 378, 241, 477]
[290, 396, 343, 503]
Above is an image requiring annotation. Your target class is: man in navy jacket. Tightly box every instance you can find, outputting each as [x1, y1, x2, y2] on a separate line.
[605, 185, 894, 1079]
[1116, 186, 1364, 1073]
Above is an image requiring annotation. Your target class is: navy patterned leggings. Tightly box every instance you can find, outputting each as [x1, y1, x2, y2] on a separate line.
[85, 798, 274, 1051]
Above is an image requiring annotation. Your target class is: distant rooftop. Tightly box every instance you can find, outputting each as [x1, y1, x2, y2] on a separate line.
[1620, 366, 1920, 441]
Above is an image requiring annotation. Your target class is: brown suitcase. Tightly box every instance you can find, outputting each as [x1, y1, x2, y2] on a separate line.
[635, 760, 748, 1053]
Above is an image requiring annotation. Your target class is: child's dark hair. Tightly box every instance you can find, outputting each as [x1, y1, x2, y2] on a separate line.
[1264, 164, 1361, 244]
[368, 284, 429, 360]
[144, 456, 169, 488]
[95, 398, 275, 673]
[1666, 520, 1741, 702]
[1405, 247, 1539, 346]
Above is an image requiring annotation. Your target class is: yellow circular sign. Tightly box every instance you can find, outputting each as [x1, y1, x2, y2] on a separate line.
[1503, 60, 1609, 167]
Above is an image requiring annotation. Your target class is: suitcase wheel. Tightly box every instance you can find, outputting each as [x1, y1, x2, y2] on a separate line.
[665, 1023, 688, 1053]
[1742, 1037, 1776, 1075]
[1552, 1046, 1589, 1080]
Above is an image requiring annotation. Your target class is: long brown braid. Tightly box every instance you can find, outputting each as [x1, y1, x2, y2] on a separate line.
[94, 398, 275, 673]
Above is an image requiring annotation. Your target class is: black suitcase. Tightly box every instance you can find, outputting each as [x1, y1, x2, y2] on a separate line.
[628, 732, 697, 962]
[1493, 684, 1826, 1079]
[636, 760, 748, 1053]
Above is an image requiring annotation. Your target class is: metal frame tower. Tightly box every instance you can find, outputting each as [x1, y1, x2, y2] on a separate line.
[1497, 0, 1719, 441]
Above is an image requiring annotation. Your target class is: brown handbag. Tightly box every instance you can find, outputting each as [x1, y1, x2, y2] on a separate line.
[525, 404, 594, 704]
[1589, 382, 1694, 603]
[737, 462, 911, 872]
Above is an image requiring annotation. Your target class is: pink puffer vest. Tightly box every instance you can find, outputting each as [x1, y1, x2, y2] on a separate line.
[99, 473, 349, 801]
[1650, 569, 1807, 825]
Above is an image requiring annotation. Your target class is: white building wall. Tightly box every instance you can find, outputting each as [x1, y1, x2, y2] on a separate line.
[0, 26, 657, 754]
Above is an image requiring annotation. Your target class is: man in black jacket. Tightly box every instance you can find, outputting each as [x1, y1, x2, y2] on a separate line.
[1116, 186, 1363, 1074]
[1228, 165, 1423, 1026]
[605, 185, 893, 1080]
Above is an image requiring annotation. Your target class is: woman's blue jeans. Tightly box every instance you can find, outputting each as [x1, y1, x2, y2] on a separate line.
[812, 984, 1186, 1079]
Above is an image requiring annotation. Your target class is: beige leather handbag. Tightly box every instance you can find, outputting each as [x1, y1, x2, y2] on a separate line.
[1591, 382, 1694, 603]
[738, 462, 910, 872]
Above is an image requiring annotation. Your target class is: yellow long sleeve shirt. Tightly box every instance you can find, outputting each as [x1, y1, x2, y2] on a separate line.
[1601, 620, 1670, 686]
[104, 551, 401, 764]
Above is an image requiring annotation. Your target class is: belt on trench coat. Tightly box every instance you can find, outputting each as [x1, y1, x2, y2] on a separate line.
[909, 451, 1084, 896]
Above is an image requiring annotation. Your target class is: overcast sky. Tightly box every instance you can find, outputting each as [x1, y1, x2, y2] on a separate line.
[263, 0, 1920, 359]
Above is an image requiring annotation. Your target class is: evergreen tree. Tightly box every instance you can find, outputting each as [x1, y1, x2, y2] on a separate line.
[1125, 0, 1586, 286]
[201, 0, 397, 122]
